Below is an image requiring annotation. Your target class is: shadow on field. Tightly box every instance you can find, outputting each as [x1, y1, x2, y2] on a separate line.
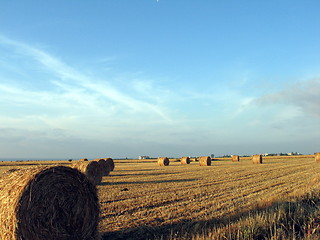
[118, 169, 162, 172]
[100, 178, 197, 186]
[101, 192, 320, 240]
[110, 172, 181, 177]
[116, 161, 157, 164]
[101, 214, 253, 240]
[101, 207, 263, 240]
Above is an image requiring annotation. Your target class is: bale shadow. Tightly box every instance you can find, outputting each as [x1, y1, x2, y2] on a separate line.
[110, 172, 179, 177]
[116, 161, 157, 164]
[100, 178, 197, 186]
[118, 169, 162, 172]
[211, 158, 229, 161]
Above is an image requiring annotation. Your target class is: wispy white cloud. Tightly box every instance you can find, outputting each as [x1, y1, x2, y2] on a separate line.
[0, 34, 172, 122]
[0, 34, 184, 152]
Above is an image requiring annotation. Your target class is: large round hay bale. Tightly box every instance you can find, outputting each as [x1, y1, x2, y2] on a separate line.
[72, 161, 103, 185]
[232, 155, 240, 162]
[97, 159, 111, 176]
[104, 158, 115, 171]
[0, 166, 99, 240]
[252, 154, 262, 164]
[157, 157, 170, 166]
[315, 152, 320, 162]
[199, 156, 211, 166]
[180, 157, 191, 164]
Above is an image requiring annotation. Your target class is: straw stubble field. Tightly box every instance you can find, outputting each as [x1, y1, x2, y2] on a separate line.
[1, 156, 320, 239]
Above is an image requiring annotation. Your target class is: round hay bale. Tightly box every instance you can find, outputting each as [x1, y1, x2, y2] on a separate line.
[180, 157, 191, 164]
[104, 158, 115, 171]
[232, 155, 240, 162]
[0, 166, 99, 240]
[315, 152, 320, 162]
[252, 154, 262, 164]
[80, 158, 88, 161]
[157, 157, 170, 166]
[97, 159, 111, 176]
[72, 161, 103, 185]
[199, 156, 211, 166]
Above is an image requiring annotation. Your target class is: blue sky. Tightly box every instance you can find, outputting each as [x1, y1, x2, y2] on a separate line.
[0, 1, 319, 159]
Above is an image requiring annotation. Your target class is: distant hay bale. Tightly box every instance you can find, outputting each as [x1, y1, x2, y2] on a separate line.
[232, 155, 240, 162]
[72, 161, 103, 185]
[80, 158, 88, 161]
[104, 158, 115, 171]
[0, 166, 99, 240]
[252, 154, 263, 164]
[157, 157, 170, 166]
[180, 157, 191, 164]
[315, 153, 320, 162]
[97, 159, 111, 176]
[199, 156, 211, 166]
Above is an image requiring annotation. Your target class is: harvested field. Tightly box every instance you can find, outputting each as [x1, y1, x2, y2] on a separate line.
[1, 156, 320, 239]
[97, 156, 320, 239]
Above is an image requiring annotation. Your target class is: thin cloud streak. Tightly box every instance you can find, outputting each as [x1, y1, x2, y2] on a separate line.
[0, 35, 172, 122]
